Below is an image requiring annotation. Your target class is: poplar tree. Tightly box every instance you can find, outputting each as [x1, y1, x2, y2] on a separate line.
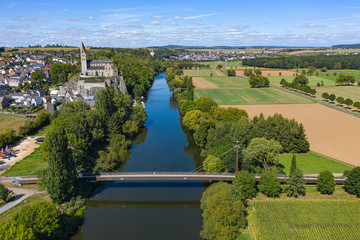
[46, 124, 77, 204]
[290, 155, 297, 175]
[285, 168, 306, 197]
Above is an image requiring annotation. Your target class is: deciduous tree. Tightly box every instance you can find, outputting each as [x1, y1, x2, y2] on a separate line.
[317, 170, 336, 195]
[229, 170, 258, 201]
[259, 171, 282, 197]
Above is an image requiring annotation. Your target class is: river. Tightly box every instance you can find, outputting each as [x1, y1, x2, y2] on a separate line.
[73, 72, 205, 239]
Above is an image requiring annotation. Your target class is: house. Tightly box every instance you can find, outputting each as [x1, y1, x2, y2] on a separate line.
[8, 77, 24, 87]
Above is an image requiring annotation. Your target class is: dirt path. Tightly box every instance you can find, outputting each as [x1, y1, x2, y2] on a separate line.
[221, 103, 360, 166]
[0, 137, 39, 175]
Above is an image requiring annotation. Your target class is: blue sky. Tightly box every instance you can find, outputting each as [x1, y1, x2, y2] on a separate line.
[1, 0, 360, 47]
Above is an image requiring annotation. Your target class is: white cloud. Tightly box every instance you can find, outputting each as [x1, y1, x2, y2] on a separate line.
[153, 15, 162, 19]
[16, 16, 48, 22]
[184, 13, 218, 20]
[300, 22, 326, 28]
[149, 21, 160, 25]
[169, 22, 178, 26]
[56, 8, 70, 14]
[67, 18, 79, 22]
[87, 16, 96, 20]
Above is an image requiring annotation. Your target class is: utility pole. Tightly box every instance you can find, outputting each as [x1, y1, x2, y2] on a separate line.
[235, 141, 239, 173]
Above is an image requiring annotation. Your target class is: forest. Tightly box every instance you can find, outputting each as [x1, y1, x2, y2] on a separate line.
[243, 55, 360, 69]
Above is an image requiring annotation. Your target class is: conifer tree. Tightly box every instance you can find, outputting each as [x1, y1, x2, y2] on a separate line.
[290, 155, 297, 175]
[46, 124, 77, 204]
[285, 168, 306, 197]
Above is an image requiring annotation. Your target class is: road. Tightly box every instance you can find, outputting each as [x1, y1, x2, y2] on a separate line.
[0, 187, 38, 215]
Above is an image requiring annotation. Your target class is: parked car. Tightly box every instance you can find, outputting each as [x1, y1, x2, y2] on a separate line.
[35, 137, 45, 143]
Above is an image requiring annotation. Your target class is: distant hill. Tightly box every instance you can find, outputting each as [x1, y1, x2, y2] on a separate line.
[148, 45, 320, 49]
[331, 44, 360, 49]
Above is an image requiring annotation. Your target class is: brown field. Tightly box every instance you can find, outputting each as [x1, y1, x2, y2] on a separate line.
[235, 70, 297, 77]
[0, 115, 27, 132]
[192, 77, 218, 89]
[220, 103, 360, 166]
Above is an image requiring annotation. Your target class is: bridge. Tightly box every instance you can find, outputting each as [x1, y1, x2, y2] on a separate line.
[3, 172, 346, 185]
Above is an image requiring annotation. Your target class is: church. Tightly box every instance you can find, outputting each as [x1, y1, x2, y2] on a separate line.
[80, 42, 118, 77]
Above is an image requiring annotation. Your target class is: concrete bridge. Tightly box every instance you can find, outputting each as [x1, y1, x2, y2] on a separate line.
[1, 172, 347, 185]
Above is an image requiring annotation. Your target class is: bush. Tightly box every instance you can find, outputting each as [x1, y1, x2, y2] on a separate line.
[285, 168, 306, 197]
[317, 170, 336, 195]
[259, 171, 282, 197]
[0, 183, 10, 203]
[229, 170, 258, 201]
[344, 167, 360, 197]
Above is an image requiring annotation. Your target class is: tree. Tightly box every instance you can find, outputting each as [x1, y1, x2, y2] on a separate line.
[353, 102, 360, 112]
[336, 96, 345, 105]
[229, 170, 258, 201]
[200, 182, 247, 239]
[216, 64, 223, 69]
[0, 220, 35, 240]
[253, 69, 262, 76]
[317, 170, 336, 194]
[248, 75, 269, 88]
[321, 92, 329, 101]
[344, 167, 360, 197]
[259, 171, 282, 197]
[243, 137, 283, 171]
[183, 110, 209, 132]
[195, 96, 218, 113]
[290, 155, 297, 175]
[344, 98, 353, 108]
[329, 94, 336, 102]
[46, 124, 77, 204]
[293, 74, 309, 86]
[0, 183, 10, 203]
[203, 155, 224, 173]
[285, 168, 306, 197]
[227, 69, 236, 76]
[321, 67, 327, 72]
[336, 74, 355, 85]
[31, 71, 46, 82]
[14, 202, 62, 239]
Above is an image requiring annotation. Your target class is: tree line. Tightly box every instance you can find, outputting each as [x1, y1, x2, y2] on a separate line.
[242, 55, 360, 70]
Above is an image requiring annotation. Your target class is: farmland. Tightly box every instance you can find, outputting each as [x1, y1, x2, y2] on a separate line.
[268, 76, 336, 87]
[183, 69, 225, 76]
[316, 86, 360, 103]
[248, 200, 360, 240]
[0, 114, 27, 132]
[226, 61, 243, 68]
[202, 76, 250, 88]
[278, 151, 352, 174]
[194, 88, 313, 105]
[228, 104, 360, 166]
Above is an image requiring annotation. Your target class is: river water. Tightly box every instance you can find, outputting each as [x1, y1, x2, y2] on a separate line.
[74, 73, 205, 239]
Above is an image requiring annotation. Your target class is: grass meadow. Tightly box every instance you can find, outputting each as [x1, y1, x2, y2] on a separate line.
[278, 151, 353, 174]
[248, 200, 360, 240]
[202, 76, 250, 88]
[183, 69, 226, 77]
[268, 76, 336, 87]
[194, 87, 314, 105]
[226, 61, 243, 68]
[315, 86, 360, 103]
[3, 146, 47, 177]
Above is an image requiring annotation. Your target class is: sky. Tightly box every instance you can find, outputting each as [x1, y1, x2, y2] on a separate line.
[1, 0, 360, 48]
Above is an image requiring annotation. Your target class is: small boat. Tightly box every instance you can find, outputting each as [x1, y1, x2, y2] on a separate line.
[141, 101, 145, 108]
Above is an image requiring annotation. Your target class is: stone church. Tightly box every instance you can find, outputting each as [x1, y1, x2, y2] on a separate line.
[80, 42, 118, 77]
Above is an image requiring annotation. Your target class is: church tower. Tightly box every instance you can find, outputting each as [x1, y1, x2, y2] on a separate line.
[80, 42, 87, 75]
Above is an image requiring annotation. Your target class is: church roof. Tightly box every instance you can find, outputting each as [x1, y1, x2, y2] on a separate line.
[90, 59, 113, 64]
[81, 42, 86, 54]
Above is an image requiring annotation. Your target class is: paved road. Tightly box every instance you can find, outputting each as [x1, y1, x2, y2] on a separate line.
[271, 85, 360, 118]
[0, 188, 38, 215]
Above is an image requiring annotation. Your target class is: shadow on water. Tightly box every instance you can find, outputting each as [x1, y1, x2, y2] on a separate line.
[73, 73, 205, 240]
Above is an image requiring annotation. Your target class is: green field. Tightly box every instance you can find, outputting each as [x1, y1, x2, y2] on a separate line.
[279, 151, 353, 174]
[268, 76, 336, 87]
[194, 87, 314, 105]
[291, 69, 360, 82]
[226, 61, 243, 68]
[0, 114, 27, 132]
[203, 76, 250, 88]
[191, 61, 224, 69]
[183, 69, 226, 77]
[248, 200, 360, 240]
[3, 147, 47, 177]
[316, 86, 360, 103]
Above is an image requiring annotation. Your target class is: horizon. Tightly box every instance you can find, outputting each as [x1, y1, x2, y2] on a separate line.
[1, 0, 360, 48]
